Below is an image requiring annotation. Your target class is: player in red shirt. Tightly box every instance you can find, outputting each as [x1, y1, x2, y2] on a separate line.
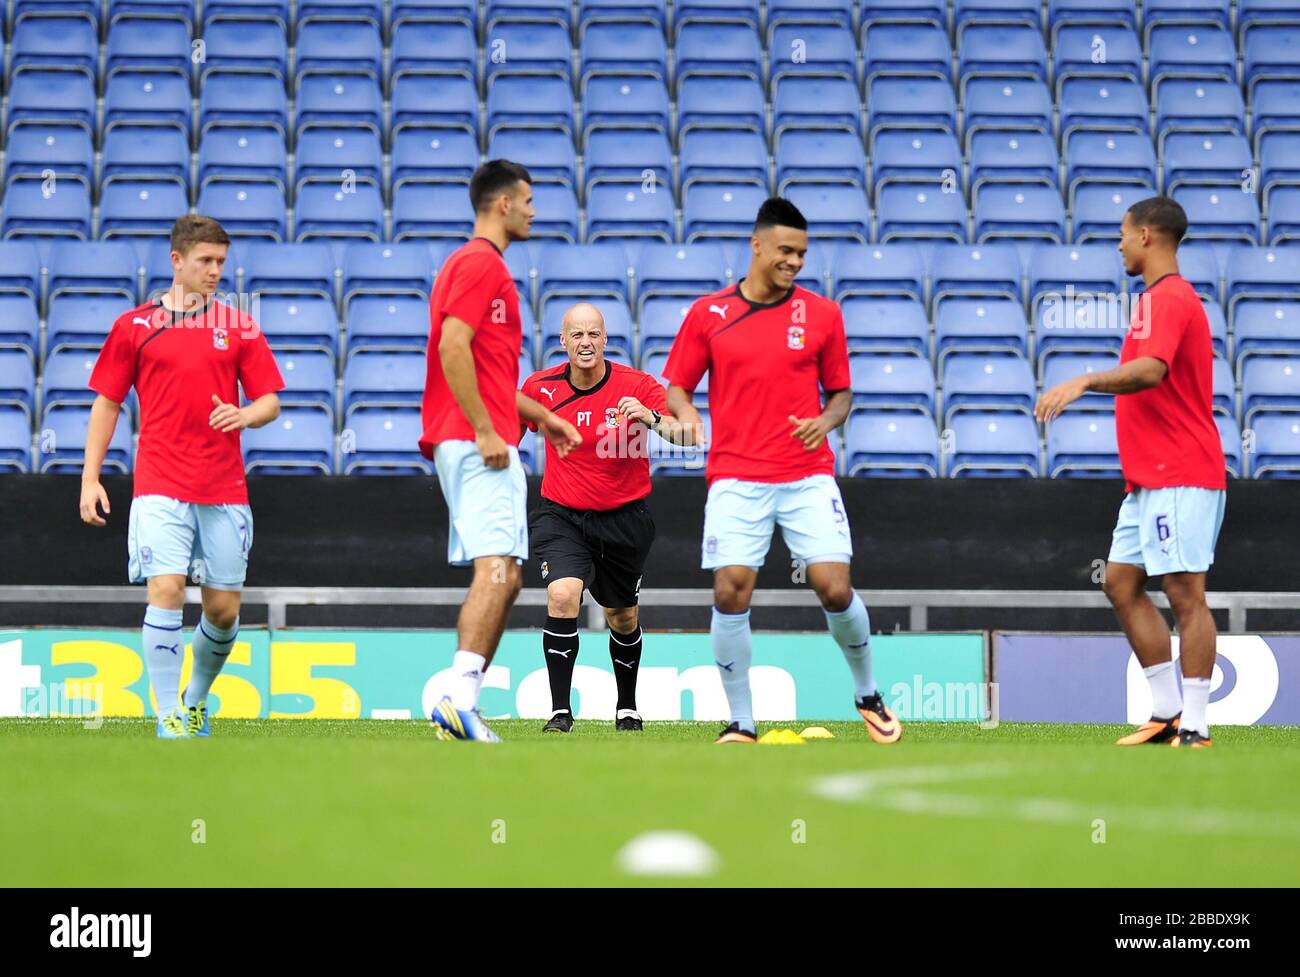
[1037, 197, 1227, 749]
[79, 215, 284, 738]
[663, 198, 901, 745]
[520, 302, 700, 734]
[422, 160, 581, 743]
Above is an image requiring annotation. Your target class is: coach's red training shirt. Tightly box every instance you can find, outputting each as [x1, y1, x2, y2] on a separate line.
[662, 282, 851, 485]
[521, 361, 669, 510]
[420, 237, 522, 457]
[89, 298, 284, 504]
[1116, 274, 1226, 492]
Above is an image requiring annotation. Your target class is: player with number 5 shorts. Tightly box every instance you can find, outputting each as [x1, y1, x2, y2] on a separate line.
[662, 198, 901, 745]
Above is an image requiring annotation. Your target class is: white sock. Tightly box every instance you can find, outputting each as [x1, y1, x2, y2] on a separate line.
[711, 608, 754, 733]
[1181, 676, 1212, 737]
[450, 650, 486, 711]
[825, 593, 876, 699]
[143, 605, 184, 717]
[1143, 660, 1182, 720]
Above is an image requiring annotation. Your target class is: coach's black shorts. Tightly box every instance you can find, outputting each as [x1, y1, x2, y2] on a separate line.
[529, 498, 656, 608]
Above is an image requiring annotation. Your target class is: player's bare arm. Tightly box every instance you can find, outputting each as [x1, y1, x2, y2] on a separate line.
[1035, 356, 1168, 421]
[439, 315, 508, 468]
[517, 390, 582, 458]
[209, 392, 280, 433]
[788, 388, 851, 450]
[665, 385, 707, 447]
[617, 395, 698, 446]
[79, 394, 123, 526]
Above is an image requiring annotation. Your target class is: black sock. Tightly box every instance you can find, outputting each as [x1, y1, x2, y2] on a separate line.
[609, 625, 643, 712]
[543, 615, 580, 713]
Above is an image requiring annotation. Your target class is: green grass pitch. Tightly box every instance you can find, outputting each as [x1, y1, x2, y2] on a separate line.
[3, 718, 1299, 887]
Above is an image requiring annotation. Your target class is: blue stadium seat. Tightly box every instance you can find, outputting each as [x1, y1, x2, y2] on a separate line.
[1035, 293, 1127, 370]
[1048, 0, 1137, 38]
[473, 21, 570, 84]
[1027, 245, 1124, 310]
[638, 297, 693, 358]
[0, 407, 33, 473]
[489, 129, 579, 189]
[1192, 299, 1229, 359]
[201, 18, 288, 82]
[100, 183, 189, 245]
[1059, 77, 1148, 141]
[584, 130, 672, 194]
[257, 295, 340, 357]
[1241, 356, 1300, 428]
[1239, 0, 1300, 33]
[196, 183, 287, 242]
[1172, 242, 1224, 302]
[1040, 351, 1121, 412]
[392, 75, 478, 137]
[840, 296, 929, 357]
[677, 76, 766, 137]
[636, 244, 728, 315]
[0, 349, 37, 420]
[390, 19, 476, 83]
[516, 427, 544, 476]
[962, 78, 1053, 152]
[968, 131, 1058, 195]
[786, 185, 873, 244]
[683, 184, 770, 242]
[490, 76, 577, 140]
[675, 0, 760, 29]
[848, 354, 935, 415]
[539, 298, 633, 359]
[942, 354, 1036, 424]
[1175, 187, 1262, 246]
[537, 243, 629, 308]
[674, 23, 762, 87]
[0, 295, 40, 362]
[341, 407, 433, 475]
[1261, 131, 1300, 212]
[1150, 25, 1237, 92]
[953, 0, 1040, 32]
[1064, 131, 1157, 209]
[106, 15, 193, 82]
[768, 23, 857, 86]
[1225, 247, 1300, 324]
[844, 411, 940, 477]
[502, 242, 537, 310]
[1163, 133, 1254, 194]
[295, 128, 383, 197]
[299, 0, 382, 23]
[864, 24, 952, 89]
[1046, 412, 1120, 477]
[46, 295, 129, 353]
[581, 75, 670, 139]
[586, 185, 675, 242]
[272, 349, 337, 418]
[203, 0, 288, 24]
[934, 297, 1030, 365]
[342, 350, 425, 418]
[832, 244, 925, 303]
[297, 184, 384, 242]
[577, 0, 667, 30]
[795, 245, 831, 295]
[1143, 0, 1231, 44]
[1155, 79, 1247, 156]
[2, 180, 93, 240]
[243, 242, 335, 302]
[931, 242, 1023, 304]
[867, 76, 958, 142]
[0, 242, 42, 304]
[772, 76, 862, 137]
[390, 129, 476, 190]
[296, 75, 384, 139]
[199, 72, 290, 139]
[687, 129, 771, 191]
[15, 1, 101, 25]
[957, 24, 1048, 102]
[243, 406, 335, 475]
[525, 185, 582, 243]
[1072, 184, 1157, 243]
[1249, 412, 1300, 477]
[41, 348, 105, 414]
[295, 19, 383, 85]
[871, 130, 962, 197]
[1243, 25, 1300, 102]
[49, 242, 140, 304]
[39, 404, 134, 474]
[1252, 79, 1300, 154]
[1216, 413, 1243, 477]
[1234, 300, 1300, 369]
[342, 243, 433, 311]
[101, 127, 190, 191]
[1212, 355, 1235, 415]
[4, 126, 94, 190]
[647, 406, 708, 476]
[974, 185, 1065, 244]
[11, 16, 98, 82]
[876, 184, 967, 243]
[8, 69, 97, 137]
[1269, 186, 1300, 244]
[947, 410, 1041, 477]
[392, 184, 475, 240]
[345, 295, 429, 354]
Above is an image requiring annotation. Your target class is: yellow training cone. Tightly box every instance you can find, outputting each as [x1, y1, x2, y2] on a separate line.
[799, 726, 835, 740]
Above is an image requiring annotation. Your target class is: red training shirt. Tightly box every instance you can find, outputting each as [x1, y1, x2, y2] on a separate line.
[1116, 273, 1226, 492]
[521, 361, 669, 510]
[420, 237, 522, 458]
[88, 298, 284, 504]
[662, 282, 851, 485]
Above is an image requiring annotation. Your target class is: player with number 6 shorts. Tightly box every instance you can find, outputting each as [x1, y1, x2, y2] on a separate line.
[662, 197, 901, 745]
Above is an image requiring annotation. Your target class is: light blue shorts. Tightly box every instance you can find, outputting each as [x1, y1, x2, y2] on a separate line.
[127, 495, 253, 590]
[1108, 486, 1226, 576]
[702, 474, 853, 570]
[434, 439, 528, 566]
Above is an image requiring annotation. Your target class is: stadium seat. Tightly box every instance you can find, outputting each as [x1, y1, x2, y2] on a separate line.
[1216, 413, 1243, 478]
[841, 296, 930, 358]
[648, 407, 709, 476]
[637, 297, 693, 358]
[102, 126, 190, 191]
[1175, 188, 1262, 246]
[1225, 248, 1300, 325]
[295, 75, 384, 139]
[0, 350, 37, 421]
[2, 180, 92, 241]
[579, 22, 668, 86]
[1040, 351, 1122, 412]
[345, 295, 430, 354]
[7, 69, 98, 137]
[341, 407, 432, 476]
[199, 72, 290, 139]
[242, 406, 335, 475]
[832, 244, 925, 303]
[871, 130, 963, 197]
[876, 184, 967, 243]
[1059, 77, 1148, 142]
[946, 410, 1041, 477]
[0, 407, 33, 473]
[1150, 24, 1238, 89]
[1027, 245, 1124, 311]
[930, 243, 1023, 305]
[683, 184, 770, 242]
[1260, 132, 1300, 212]
[1035, 293, 1127, 370]
[1243, 25, 1300, 102]
[864, 24, 952, 89]
[973, 185, 1066, 244]
[243, 242, 335, 302]
[524, 185, 581, 243]
[39, 404, 134, 474]
[1142, 0, 1232, 43]
[392, 75, 479, 137]
[391, 20, 477, 83]
[1203, 300, 1230, 359]
[106, 15, 192, 82]
[392, 184, 475, 240]
[953, 0, 1041, 33]
[1241, 356, 1300, 428]
[844, 411, 940, 477]
[203, 0, 289, 22]
[390, 129, 476, 190]
[4, 126, 94, 190]
[867, 76, 958, 142]
[635, 244, 728, 315]
[1052, 25, 1142, 97]
[785, 185, 872, 245]
[581, 75, 670, 139]
[48, 242, 140, 305]
[1155, 79, 1247, 157]
[1162, 133, 1254, 195]
[1047, 0, 1137, 34]
[195, 183, 288, 242]
[11, 15, 99, 82]
[1064, 131, 1158, 209]
[677, 76, 766, 137]
[1252, 79, 1300, 154]
[294, 19, 383, 85]
[1234, 300, 1300, 369]
[772, 76, 862, 137]
[490, 76, 577, 140]
[1269, 186, 1300, 245]
[99, 181, 190, 242]
[969, 131, 1058, 197]
[1249, 412, 1300, 477]
[201, 18, 288, 83]
[342, 243, 433, 311]
[0, 295, 40, 362]
[687, 130, 771, 191]
[1046, 412, 1120, 477]
[1072, 185, 1157, 243]
[584, 130, 673, 195]
[295, 183, 387, 243]
[272, 349, 337, 419]
[1171, 242, 1224, 302]
[942, 354, 1036, 425]
[848, 354, 935, 415]
[962, 78, 1053, 152]
[46, 295, 128, 353]
[675, 23, 762, 87]
[342, 351, 426, 418]
[1212, 355, 1236, 416]
[957, 24, 1048, 102]
[296, 129, 383, 197]
[768, 23, 858, 86]
[537, 243, 630, 309]
[934, 297, 1030, 366]
[257, 295, 341, 357]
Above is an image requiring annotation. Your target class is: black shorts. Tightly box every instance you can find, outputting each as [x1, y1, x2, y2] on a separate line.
[529, 497, 656, 609]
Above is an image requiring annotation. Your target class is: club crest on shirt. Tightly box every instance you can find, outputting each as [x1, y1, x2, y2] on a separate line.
[787, 325, 805, 350]
[540, 560, 549, 580]
[212, 328, 229, 351]
[604, 407, 621, 429]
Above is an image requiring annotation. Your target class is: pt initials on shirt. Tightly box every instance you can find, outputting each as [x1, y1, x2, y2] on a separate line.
[577, 411, 592, 427]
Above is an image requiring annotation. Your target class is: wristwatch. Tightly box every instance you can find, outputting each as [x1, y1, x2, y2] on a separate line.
[649, 409, 663, 427]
